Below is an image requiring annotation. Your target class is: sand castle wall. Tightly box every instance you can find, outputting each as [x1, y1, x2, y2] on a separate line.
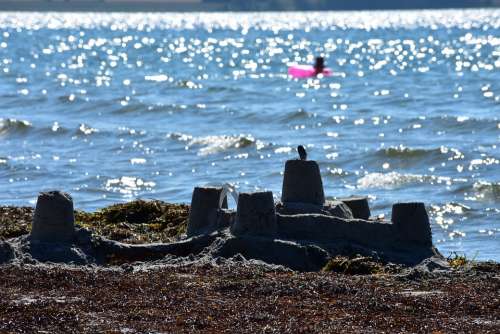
[0, 156, 436, 269]
[187, 158, 433, 252]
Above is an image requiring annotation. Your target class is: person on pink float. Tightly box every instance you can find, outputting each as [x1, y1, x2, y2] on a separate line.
[288, 56, 332, 78]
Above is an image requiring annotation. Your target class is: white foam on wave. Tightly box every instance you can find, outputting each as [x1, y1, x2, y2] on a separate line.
[469, 181, 500, 201]
[144, 74, 171, 82]
[78, 123, 98, 136]
[192, 135, 255, 156]
[357, 171, 424, 189]
[429, 202, 472, 230]
[0, 118, 32, 136]
[168, 132, 258, 156]
[105, 176, 156, 196]
[356, 171, 467, 189]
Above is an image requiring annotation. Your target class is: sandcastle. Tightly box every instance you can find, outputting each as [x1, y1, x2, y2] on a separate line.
[186, 157, 432, 251]
[0, 152, 437, 270]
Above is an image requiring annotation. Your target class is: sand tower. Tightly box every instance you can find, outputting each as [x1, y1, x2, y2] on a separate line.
[187, 186, 229, 236]
[392, 202, 432, 246]
[231, 191, 277, 236]
[30, 191, 75, 243]
[281, 159, 325, 206]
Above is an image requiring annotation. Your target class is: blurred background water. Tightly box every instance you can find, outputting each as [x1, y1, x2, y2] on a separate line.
[0, 10, 498, 260]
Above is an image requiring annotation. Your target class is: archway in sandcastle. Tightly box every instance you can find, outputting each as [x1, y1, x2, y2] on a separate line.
[219, 183, 238, 210]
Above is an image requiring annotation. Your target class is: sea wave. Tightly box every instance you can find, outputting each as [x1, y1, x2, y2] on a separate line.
[280, 108, 313, 122]
[356, 172, 462, 189]
[77, 123, 100, 136]
[429, 202, 472, 215]
[357, 172, 423, 189]
[375, 146, 441, 159]
[0, 118, 106, 138]
[0, 118, 32, 136]
[111, 102, 148, 114]
[472, 181, 500, 201]
[35, 122, 70, 136]
[206, 86, 243, 94]
[113, 102, 206, 115]
[411, 115, 499, 133]
[167, 132, 257, 156]
[104, 176, 156, 196]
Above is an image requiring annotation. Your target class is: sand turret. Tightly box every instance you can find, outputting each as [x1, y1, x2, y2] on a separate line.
[392, 202, 432, 246]
[281, 159, 325, 206]
[339, 196, 371, 220]
[187, 186, 227, 236]
[231, 191, 277, 236]
[30, 191, 75, 243]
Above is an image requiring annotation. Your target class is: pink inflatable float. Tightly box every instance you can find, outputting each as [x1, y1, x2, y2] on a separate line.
[288, 65, 332, 78]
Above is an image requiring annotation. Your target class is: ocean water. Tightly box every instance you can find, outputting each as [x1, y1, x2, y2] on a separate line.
[0, 10, 498, 260]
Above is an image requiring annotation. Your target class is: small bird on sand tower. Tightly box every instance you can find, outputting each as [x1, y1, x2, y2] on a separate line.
[297, 145, 307, 161]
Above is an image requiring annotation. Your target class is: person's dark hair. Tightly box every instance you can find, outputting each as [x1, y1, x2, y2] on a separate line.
[314, 57, 325, 74]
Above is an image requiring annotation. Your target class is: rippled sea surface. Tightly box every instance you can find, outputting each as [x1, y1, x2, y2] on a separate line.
[0, 10, 498, 260]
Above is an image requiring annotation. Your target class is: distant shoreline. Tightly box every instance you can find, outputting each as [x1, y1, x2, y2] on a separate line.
[0, 1, 498, 13]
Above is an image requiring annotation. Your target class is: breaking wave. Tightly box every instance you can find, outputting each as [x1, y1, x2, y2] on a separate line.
[357, 172, 424, 189]
[0, 118, 32, 136]
[421, 116, 499, 133]
[472, 181, 500, 201]
[0, 119, 102, 138]
[375, 146, 441, 159]
[168, 132, 257, 156]
[356, 172, 461, 189]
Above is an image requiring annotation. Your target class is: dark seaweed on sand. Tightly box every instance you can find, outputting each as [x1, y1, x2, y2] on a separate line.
[0, 200, 189, 243]
[0, 263, 499, 333]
